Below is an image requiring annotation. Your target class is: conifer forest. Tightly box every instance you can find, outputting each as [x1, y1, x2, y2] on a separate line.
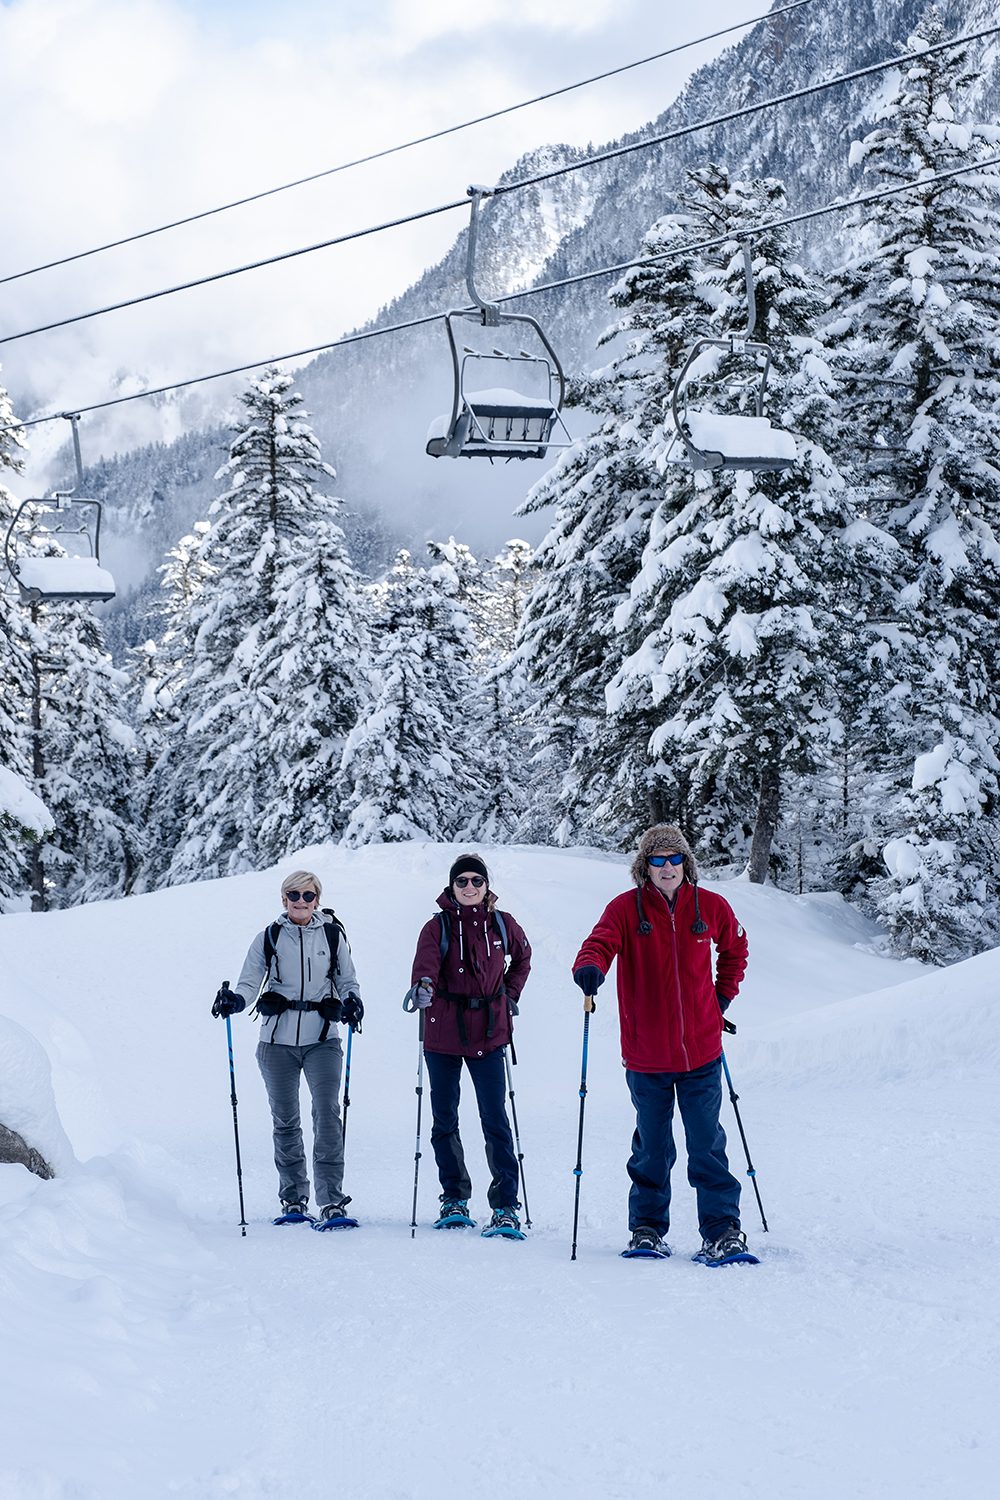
[4, 3, 1000, 968]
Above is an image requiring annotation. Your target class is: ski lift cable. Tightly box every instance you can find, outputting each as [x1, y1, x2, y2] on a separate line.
[1, 151, 998, 439]
[0, 3, 812, 290]
[1, 21, 995, 352]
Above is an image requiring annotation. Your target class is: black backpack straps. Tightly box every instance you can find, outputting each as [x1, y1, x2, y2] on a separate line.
[319, 907, 345, 1043]
[493, 909, 509, 956]
[438, 910, 449, 961]
[263, 921, 282, 982]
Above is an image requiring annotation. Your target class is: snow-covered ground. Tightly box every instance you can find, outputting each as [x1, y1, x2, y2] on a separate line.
[1, 844, 997, 1499]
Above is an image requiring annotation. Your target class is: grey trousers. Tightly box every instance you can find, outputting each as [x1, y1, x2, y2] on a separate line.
[256, 1037, 345, 1209]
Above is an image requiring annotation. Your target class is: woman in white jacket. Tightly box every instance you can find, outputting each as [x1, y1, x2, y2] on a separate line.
[215, 869, 363, 1226]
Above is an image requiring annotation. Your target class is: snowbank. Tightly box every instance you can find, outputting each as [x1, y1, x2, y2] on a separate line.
[736, 945, 1000, 1084]
[0, 1012, 75, 1175]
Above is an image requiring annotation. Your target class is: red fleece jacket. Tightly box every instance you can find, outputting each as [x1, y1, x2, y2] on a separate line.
[572, 881, 748, 1073]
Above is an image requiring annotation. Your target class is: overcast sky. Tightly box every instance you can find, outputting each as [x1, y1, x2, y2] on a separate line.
[0, 0, 785, 480]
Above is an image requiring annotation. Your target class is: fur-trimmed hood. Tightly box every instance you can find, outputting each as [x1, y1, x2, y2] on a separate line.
[629, 825, 698, 887]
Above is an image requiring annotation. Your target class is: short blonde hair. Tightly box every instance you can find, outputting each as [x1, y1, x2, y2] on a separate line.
[281, 869, 322, 899]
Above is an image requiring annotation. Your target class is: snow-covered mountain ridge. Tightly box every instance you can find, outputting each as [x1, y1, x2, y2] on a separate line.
[0, 841, 995, 1496]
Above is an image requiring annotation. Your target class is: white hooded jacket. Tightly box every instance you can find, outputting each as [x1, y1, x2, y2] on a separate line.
[234, 910, 360, 1046]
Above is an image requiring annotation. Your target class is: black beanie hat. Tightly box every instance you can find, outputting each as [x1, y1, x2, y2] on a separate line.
[449, 854, 489, 886]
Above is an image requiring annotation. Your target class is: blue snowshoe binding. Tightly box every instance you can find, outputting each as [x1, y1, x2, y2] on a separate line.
[435, 1198, 476, 1230]
[481, 1206, 525, 1241]
[273, 1201, 315, 1226]
[621, 1226, 670, 1259]
[313, 1199, 359, 1232]
[692, 1226, 759, 1267]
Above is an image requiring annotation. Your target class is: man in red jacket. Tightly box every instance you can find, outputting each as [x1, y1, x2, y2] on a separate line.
[572, 824, 752, 1264]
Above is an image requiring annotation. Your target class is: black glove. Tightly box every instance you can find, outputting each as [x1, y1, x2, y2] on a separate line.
[573, 965, 605, 997]
[342, 995, 364, 1033]
[212, 987, 244, 1018]
[716, 989, 732, 1013]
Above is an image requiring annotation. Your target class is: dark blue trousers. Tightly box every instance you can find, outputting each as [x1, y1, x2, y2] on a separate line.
[626, 1056, 740, 1241]
[424, 1048, 520, 1209]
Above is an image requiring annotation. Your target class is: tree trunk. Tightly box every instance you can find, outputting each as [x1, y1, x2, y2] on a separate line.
[30, 642, 46, 913]
[748, 762, 780, 885]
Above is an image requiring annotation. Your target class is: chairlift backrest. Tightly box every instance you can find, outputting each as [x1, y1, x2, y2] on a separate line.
[426, 187, 572, 462]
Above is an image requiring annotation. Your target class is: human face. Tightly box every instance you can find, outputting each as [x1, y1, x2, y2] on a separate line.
[647, 849, 685, 900]
[282, 887, 319, 925]
[452, 873, 487, 907]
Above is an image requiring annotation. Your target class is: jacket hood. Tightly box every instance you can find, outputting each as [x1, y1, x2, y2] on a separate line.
[630, 825, 699, 887]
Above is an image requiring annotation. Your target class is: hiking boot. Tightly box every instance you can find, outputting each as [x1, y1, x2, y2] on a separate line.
[318, 1199, 353, 1224]
[438, 1198, 471, 1220]
[486, 1205, 522, 1234]
[628, 1226, 666, 1255]
[698, 1224, 750, 1263]
[280, 1199, 309, 1217]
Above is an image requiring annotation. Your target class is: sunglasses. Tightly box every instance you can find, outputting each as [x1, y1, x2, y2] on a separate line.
[648, 853, 685, 867]
[285, 890, 318, 903]
[454, 875, 486, 888]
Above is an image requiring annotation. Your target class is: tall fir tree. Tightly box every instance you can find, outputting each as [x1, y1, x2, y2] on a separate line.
[514, 211, 707, 845]
[146, 369, 369, 885]
[340, 549, 480, 845]
[826, 5, 1000, 958]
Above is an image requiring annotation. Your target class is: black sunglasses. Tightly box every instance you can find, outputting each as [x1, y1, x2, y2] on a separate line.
[454, 875, 486, 888]
[648, 853, 685, 867]
[285, 890, 318, 903]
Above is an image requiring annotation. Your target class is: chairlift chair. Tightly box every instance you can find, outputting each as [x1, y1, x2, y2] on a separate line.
[3, 414, 116, 605]
[426, 187, 572, 461]
[669, 239, 797, 474]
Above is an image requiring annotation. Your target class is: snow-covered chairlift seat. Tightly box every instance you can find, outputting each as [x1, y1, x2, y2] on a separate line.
[4, 492, 116, 605]
[682, 411, 797, 472]
[427, 387, 561, 460]
[12, 554, 117, 604]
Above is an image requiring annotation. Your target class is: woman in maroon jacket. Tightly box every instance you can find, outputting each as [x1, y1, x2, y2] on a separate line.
[572, 825, 752, 1264]
[408, 853, 531, 1238]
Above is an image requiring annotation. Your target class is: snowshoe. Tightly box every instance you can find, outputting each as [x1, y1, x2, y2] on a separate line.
[435, 1198, 476, 1230]
[273, 1201, 315, 1226]
[621, 1226, 670, 1259]
[481, 1206, 525, 1241]
[313, 1200, 359, 1232]
[692, 1225, 759, 1267]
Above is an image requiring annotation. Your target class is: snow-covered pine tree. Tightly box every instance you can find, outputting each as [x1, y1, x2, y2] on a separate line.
[607, 166, 875, 879]
[0, 371, 40, 907]
[514, 212, 708, 845]
[149, 369, 369, 885]
[827, 5, 1000, 958]
[340, 549, 479, 845]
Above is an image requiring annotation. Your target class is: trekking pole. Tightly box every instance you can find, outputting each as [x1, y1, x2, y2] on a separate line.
[410, 1010, 425, 1238]
[570, 992, 596, 1261]
[504, 1045, 531, 1228]
[341, 1025, 354, 1148]
[219, 982, 248, 1237]
[721, 1048, 768, 1232]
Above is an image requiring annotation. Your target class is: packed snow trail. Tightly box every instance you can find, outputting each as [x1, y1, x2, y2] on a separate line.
[1, 844, 997, 1498]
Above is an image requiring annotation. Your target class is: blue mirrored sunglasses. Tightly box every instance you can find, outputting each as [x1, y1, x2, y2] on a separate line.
[285, 890, 318, 903]
[648, 853, 685, 867]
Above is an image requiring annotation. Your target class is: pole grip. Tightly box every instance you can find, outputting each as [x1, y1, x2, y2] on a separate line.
[584, 993, 596, 1013]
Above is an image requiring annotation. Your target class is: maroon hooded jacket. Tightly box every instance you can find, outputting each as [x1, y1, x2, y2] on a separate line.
[411, 891, 531, 1057]
[573, 880, 747, 1074]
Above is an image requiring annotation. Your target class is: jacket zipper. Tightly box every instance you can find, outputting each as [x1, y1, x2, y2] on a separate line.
[667, 906, 691, 1071]
[296, 927, 305, 1045]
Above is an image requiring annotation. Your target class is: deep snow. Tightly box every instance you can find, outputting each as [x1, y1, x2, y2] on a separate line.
[1, 843, 997, 1499]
